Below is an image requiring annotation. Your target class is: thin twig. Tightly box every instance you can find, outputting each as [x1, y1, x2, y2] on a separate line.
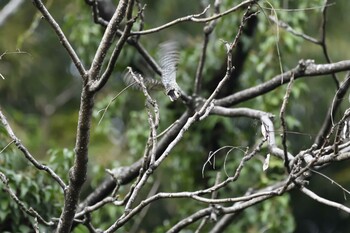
[194, 0, 221, 94]
[129, 179, 160, 233]
[122, 68, 159, 212]
[268, 15, 320, 44]
[320, 0, 339, 88]
[0, 139, 15, 154]
[310, 169, 350, 196]
[167, 207, 212, 233]
[97, 82, 135, 125]
[279, 73, 294, 173]
[194, 217, 209, 233]
[75, 197, 116, 219]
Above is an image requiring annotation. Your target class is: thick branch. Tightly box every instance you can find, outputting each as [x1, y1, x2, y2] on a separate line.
[78, 111, 190, 210]
[215, 60, 350, 107]
[90, 0, 135, 92]
[55, 87, 94, 233]
[88, 0, 128, 81]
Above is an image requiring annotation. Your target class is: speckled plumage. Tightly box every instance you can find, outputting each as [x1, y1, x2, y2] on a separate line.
[158, 41, 181, 101]
[123, 70, 163, 91]
[123, 41, 181, 101]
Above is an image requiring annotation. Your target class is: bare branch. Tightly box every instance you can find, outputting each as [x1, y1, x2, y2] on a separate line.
[215, 59, 350, 107]
[88, 0, 128, 82]
[194, 0, 221, 94]
[167, 179, 294, 233]
[129, 179, 160, 233]
[300, 186, 350, 214]
[0, 109, 66, 189]
[166, 207, 212, 233]
[129, 39, 162, 75]
[210, 106, 294, 161]
[131, 0, 256, 35]
[75, 196, 116, 219]
[311, 169, 350, 196]
[79, 111, 190, 211]
[32, 0, 86, 78]
[85, 0, 115, 25]
[90, 0, 136, 92]
[0, 172, 55, 226]
[56, 86, 94, 233]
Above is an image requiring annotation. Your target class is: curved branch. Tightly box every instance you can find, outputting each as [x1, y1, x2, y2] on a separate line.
[168, 179, 294, 233]
[131, 0, 256, 36]
[300, 187, 350, 214]
[210, 106, 294, 161]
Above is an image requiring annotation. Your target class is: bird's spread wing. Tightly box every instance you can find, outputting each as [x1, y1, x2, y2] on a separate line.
[123, 70, 163, 91]
[158, 41, 181, 101]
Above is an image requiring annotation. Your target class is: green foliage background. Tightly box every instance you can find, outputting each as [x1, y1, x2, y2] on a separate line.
[1, 0, 350, 232]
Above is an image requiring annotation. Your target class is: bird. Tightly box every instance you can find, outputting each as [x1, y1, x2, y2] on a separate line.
[123, 41, 182, 101]
[158, 41, 181, 101]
